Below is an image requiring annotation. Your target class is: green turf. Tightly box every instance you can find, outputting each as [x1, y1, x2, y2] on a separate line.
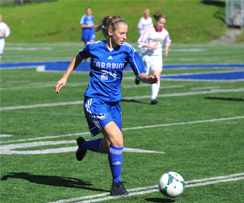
[0, 43, 244, 202]
[1, 0, 238, 43]
[2, 42, 244, 64]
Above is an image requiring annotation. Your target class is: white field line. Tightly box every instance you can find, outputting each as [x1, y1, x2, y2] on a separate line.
[0, 82, 89, 90]
[1, 80, 30, 84]
[1, 116, 243, 144]
[191, 86, 220, 90]
[0, 101, 84, 111]
[160, 78, 244, 82]
[47, 173, 244, 203]
[6, 110, 82, 116]
[1, 88, 244, 111]
[122, 85, 185, 89]
[122, 88, 244, 100]
[160, 69, 244, 77]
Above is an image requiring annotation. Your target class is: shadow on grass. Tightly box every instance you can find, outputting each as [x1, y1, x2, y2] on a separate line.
[201, 0, 225, 7]
[201, 0, 225, 22]
[205, 97, 244, 101]
[121, 99, 152, 105]
[145, 198, 175, 202]
[1, 172, 108, 192]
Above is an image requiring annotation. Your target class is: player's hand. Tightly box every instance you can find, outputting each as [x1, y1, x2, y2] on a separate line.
[55, 78, 67, 93]
[148, 75, 159, 84]
[151, 43, 158, 50]
[164, 50, 168, 56]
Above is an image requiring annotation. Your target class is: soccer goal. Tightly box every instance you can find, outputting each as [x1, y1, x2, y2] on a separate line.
[226, 0, 244, 28]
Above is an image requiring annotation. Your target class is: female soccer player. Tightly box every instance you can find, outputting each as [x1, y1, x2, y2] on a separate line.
[137, 8, 153, 36]
[80, 7, 95, 45]
[0, 14, 10, 61]
[137, 12, 171, 104]
[55, 15, 158, 196]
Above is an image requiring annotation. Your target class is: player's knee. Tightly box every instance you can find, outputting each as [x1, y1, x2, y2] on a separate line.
[113, 138, 124, 148]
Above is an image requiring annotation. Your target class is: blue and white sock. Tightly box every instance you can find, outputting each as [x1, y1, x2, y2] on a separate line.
[108, 144, 123, 184]
[81, 138, 105, 154]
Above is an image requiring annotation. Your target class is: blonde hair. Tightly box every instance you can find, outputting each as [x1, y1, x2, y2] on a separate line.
[153, 12, 167, 21]
[95, 15, 127, 38]
[144, 8, 150, 14]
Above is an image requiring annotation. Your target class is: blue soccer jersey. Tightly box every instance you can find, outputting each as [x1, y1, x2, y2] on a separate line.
[79, 41, 146, 102]
[80, 15, 95, 41]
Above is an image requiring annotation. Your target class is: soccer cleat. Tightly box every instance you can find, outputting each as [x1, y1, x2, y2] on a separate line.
[110, 181, 129, 196]
[151, 99, 158, 105]
[75, 137, 87, 161]
[135, 77, 140, 85]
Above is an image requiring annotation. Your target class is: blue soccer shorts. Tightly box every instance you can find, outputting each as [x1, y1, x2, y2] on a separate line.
[82, 31, 95, 43]
[83, 97, 122, 137]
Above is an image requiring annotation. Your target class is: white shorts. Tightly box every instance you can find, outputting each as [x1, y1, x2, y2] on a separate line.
[141, 55, 163, 75]
[0, 38, 5, 54]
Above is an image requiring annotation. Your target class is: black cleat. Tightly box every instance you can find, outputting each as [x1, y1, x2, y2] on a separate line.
[151, 99, 158, 105]
[135, 77, 140, 85]
[75, 137, 87, 161]
[110, 181, 129, 196]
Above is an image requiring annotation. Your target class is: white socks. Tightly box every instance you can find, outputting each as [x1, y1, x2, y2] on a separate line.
[151, 79, 160, 100]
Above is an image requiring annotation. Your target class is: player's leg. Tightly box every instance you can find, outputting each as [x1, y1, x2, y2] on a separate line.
[150, 56, 162, 104]
[101, 121, 128, 196]
[76, 97, 108, 161]
[101, 121, 123, 181]
[0, 39, 5, 61]
[77, 98, 121, 157]
[135, 55, 151, 85]
[102, 102, 128, 196]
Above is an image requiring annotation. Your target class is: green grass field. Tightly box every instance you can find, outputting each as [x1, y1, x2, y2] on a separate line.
[2, 0, 244, 43]
[0, 42, 244, 202]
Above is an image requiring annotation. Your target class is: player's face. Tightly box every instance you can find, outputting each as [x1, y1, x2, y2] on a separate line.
[87, 8, 92, 16]
[111, 23, 128, 46]
[156, 18, 166, 30]
[144, 12, 150, 19]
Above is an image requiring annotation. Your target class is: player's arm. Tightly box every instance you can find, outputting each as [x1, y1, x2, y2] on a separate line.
[137, 18, 143, 29]
[164, 33, 171, 56]
[137, 72, 159, 84]
[5, 25, 10, 37]
[129, 50, 158, 84]
[137, 28, 157, 50]
[81, 24, 94, 28]
[55, 54, 83, 93]
[164, 44, 170, 56]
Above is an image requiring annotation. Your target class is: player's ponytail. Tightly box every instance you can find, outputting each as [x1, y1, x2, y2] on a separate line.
[95, 15, 127, 39]
[153, 12, 167, 21]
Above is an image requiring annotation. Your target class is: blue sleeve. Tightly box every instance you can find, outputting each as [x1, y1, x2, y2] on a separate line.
[79, 43, 91, 59]
[128, 50, 146, 75]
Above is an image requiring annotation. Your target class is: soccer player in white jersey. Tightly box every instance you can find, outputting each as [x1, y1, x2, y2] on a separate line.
[56, 15, 158, 196]
[137, 12, 171, 104]
[137, 8, 153, 36]
[0, 14, 10, 61]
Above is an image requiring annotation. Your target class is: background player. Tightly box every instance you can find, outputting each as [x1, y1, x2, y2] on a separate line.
[55, 15, 158, 196]
[137, 12, 171, 104]
[137, 8, 153, 36]
[0, 14, 10, 61]
[80, 7, 95, 45]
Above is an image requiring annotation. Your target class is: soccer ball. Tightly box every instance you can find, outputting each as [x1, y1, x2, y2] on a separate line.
[158, 171, 185, 198]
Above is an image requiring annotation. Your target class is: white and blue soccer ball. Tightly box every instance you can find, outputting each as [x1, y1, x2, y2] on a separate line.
[158, 171, 185, 198]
